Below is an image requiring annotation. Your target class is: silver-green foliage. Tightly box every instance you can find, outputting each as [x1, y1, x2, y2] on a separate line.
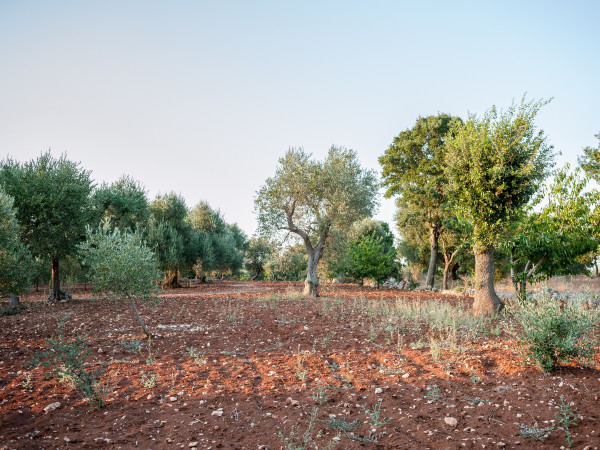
[507, 292, 600, 372]
[0, 188, 33, 297]
[80, 223, 161, 335]
[81, 223, 161, 300]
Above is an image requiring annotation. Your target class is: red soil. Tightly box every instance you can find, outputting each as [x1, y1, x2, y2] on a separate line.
[1, 281, 599, 449]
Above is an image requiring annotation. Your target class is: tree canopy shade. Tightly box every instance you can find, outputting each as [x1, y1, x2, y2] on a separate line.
[578, 132, 600, 182]
[0, 188, 33, 303]
[255, 146, 379, 296]
[445, 97, 554, 316]
[379, 114, 462, 288]
[79, 223, 161, 337]
[0, 151, 93, 301]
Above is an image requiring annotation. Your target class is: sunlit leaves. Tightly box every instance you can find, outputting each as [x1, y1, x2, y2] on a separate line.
[444, 97, 554, 248]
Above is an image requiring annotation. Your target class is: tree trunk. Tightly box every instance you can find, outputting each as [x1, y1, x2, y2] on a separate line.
[451, 263, 460, 280]
[303, 247, 321, 297]
[128, 294, 152, 337]
[425, 226, 439, 288]
[162, 269, 179, 289]
[442, 250, 458, 291]
[472, 245, 504, 317]
[9, 294, 23, 309]
[251, 269, 262, 281]
[48, 258, 68, 301]
[442, 264, 450, 291]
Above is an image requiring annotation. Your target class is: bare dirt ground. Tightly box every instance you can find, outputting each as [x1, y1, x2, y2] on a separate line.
[1, 281, 599, 449]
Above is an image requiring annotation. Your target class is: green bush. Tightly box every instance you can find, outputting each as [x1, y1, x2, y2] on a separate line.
[79, 222, 161, 336]
[507, 292, 600, 372]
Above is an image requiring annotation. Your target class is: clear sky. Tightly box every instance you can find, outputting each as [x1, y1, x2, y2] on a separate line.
[1, 1, 598, 237]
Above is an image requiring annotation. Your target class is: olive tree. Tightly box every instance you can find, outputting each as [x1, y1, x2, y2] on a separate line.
[91, 175, 149, 230]
[255, 146, 378, 296]
[445, 98, 554, 316]
[0, 189, 33, 308]
[79, 223, 161, 337]
[0, 152, 93, 301]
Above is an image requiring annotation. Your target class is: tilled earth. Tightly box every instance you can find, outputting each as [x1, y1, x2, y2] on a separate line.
[1, 281, 599, 449]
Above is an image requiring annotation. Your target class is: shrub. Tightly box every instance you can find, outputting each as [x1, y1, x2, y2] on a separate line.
[79, 222, 161, 336]
[507, 291, 600, 372]
[32, 314, 111, 408]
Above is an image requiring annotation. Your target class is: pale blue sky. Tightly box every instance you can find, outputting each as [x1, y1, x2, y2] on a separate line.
[1, 1, 598, 236]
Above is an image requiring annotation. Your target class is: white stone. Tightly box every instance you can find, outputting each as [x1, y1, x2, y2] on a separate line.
[444, 417, 458, 427]
[44, 402, 61, 413]
[375, 388, 383, 394]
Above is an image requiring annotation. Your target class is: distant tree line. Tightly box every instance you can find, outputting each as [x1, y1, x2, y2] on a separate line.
[0, 152, 248, 303]
[2, 96, 599, 319]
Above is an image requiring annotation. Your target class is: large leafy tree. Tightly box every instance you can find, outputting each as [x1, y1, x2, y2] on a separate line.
[503, 165, 599, 299]
[445, 98, 554, 316]
[256, 146, 378, 296]
[380, 114, 462, 288]
[91, 175, 149, 230]
[0, 152, 93, 301]
[0, 188, 33, 307]
[147, 193, 190, 287]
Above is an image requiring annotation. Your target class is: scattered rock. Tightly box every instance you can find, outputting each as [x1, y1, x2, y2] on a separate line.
[211, 409, 223, 416]
[44, 402, 61, 413]
[170, 396, 177, 402]
[402, 373, 410, 379]
[383, 278, 409, 290]
[444, 417, 458, 427]
[375, 388, 383, 394]
[189, 442, 198, 447]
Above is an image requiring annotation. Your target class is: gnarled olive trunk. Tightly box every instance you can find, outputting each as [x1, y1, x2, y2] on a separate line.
[9, 294, 23, 309]
[472, 245, 504, 317]
[425, 225, 439, 288]
[303, 246, 322, 297]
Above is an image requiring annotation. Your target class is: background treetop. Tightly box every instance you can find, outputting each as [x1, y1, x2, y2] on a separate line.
[379, 113, 462, 200]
